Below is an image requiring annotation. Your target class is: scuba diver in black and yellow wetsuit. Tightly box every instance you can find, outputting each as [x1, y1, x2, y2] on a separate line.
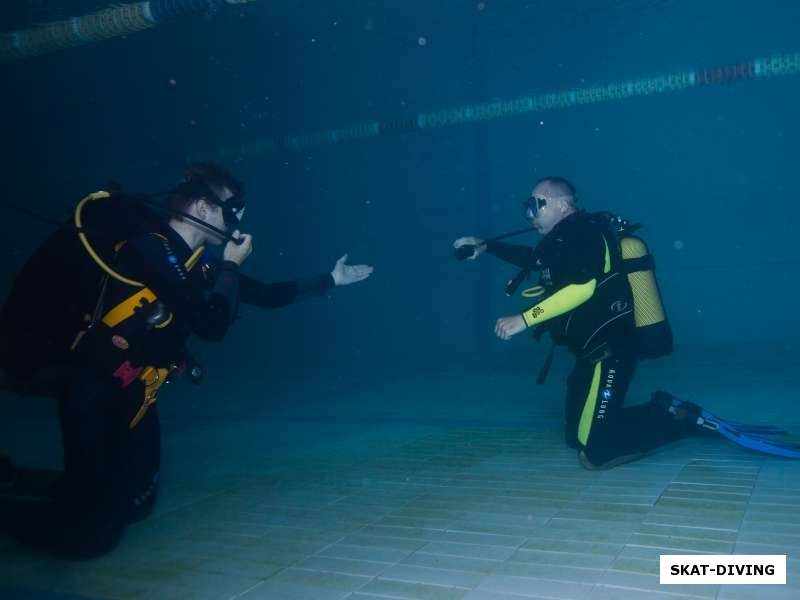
[0, 162, 374, 558]
[454, 176, 691, 470]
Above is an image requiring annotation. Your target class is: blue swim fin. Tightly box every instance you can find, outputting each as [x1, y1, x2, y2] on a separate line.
[723, 421, 787, 436]
[653, 391, 800, 459]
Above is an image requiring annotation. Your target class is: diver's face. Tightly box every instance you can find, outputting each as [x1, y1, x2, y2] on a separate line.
[528, 183, 571, 235]
[198, 186, 234, 246]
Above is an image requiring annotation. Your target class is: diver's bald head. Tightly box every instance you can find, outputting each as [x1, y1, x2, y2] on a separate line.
[531, 176, 577, 207]
[529, 176, 578, 235]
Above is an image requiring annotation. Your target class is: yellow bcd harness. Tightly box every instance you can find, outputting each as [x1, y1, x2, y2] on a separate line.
[72, 191, 205, 428]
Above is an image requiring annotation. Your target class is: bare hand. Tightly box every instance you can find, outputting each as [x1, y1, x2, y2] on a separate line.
[495, 315, 527, 340]
[453, 236, 486, 260]
[331, 254, 374, 286]
[223, 230, 253, 266]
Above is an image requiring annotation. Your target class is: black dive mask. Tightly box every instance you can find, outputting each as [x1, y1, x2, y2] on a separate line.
[218, 200, 245, 228]
[522, 196, 547, 219]
[173, 177, 246, 227]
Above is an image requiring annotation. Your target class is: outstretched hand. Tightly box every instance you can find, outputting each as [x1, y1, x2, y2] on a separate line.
[331, 254, 374, 286]
[495, 315, 527, 340]
[453, 236, 486, 260]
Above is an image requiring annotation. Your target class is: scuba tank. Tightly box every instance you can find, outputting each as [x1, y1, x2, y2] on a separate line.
[601, 213, 673, 359]
[0, 191, 165, 394]
[0, 189, 220, 396]
[620, 235, 673, 358]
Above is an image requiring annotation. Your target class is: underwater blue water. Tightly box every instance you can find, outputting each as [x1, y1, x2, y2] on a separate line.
[1, 1, 800, 598]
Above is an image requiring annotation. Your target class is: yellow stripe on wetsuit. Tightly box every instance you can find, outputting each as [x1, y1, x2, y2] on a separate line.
[520, 233, 610, 328]
[521, 279, 597, 327]
[578, 361, 603, 445]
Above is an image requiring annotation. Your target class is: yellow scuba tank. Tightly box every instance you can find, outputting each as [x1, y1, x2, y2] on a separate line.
[619, 236, 673, 358]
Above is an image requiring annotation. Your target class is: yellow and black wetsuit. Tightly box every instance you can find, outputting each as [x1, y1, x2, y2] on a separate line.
[487, 211, 687, 468]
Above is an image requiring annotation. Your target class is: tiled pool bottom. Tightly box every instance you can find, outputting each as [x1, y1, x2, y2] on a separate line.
[2, 423, 798, 600]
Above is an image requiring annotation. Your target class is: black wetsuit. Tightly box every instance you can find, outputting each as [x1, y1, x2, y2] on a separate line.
[17, 223, 333, 557]
[487, 211, 688, 467]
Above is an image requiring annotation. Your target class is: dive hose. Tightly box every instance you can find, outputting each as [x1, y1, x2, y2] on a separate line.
[454, 225, 537, 261]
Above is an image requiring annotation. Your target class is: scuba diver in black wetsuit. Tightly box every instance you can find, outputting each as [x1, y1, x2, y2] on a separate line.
[0, 162, 373, 558]
[454, 176, 691, 470]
